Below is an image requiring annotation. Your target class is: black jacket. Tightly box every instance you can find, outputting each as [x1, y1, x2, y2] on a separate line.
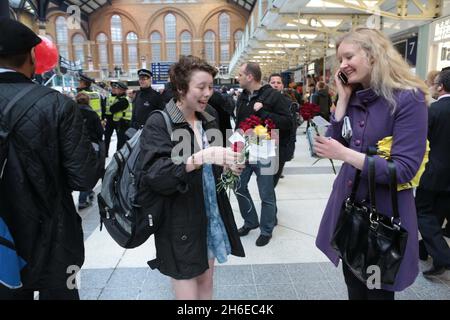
[78, 104, 104, 143]
[311, 89, 332, 120]
[138, 100, 245, 279]
[207, 91, 232, 146]
[236, 84, 292, 147]
[0, 72, 101, 289]
[131, 86, 164, 129]
[419, 96, 450, 191]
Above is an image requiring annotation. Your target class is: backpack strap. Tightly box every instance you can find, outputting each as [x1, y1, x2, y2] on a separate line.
[1, 84, 54, 131]
[152, 110, 173, 140]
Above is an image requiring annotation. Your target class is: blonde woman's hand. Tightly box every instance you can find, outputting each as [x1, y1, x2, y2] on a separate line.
[313, 136, 347, 161]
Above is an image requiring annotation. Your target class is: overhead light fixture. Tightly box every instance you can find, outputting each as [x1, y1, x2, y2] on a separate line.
[306, 0, 344, 8]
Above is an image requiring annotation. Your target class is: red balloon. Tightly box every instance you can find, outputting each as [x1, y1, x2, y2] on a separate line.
[34, 36, 59, 74]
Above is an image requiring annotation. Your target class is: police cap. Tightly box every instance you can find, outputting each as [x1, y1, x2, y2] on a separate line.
[78, 73, 95, 84]
[138, 69, 153, 78]
[111, 81, 128, 90]
[0, 18, 42, 55]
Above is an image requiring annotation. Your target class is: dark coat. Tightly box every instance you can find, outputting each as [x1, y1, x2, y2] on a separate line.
[311, 89, 332, 120]
[78, 104, 104, 143]
[138, 100, 245, 280]
[0, 72, 101, 289]
[236, 84, 292, 151]
[207, 91, 232, 146]
[419, 96, 450, 191]
[131, 86, 164, 129]
[316, 88, 428, 291]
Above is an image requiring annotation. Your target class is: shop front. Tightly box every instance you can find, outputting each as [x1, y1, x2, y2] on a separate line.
[429, 16, 450, 71]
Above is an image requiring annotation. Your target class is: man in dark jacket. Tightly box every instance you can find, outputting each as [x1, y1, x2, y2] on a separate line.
[131, 69, 164, 129]
[75, 92, 105, 210]
[0, 18, 101, 300]
[311, 81, 332, 121]
[416, 69, 450, 278]
[234, 62, 292, 247]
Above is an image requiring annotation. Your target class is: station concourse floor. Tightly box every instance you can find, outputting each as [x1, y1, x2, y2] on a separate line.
[74, 123, 450, 300]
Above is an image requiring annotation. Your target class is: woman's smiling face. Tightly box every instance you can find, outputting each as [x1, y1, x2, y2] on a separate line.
[337, 41, 373, 88]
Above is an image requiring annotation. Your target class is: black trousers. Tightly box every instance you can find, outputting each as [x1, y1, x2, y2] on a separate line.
[342, 263, 395, 300]
[116, 119, 130, 151]
[103, 114, 115, 156]
[0, 284, 79, 300]
[415, 188, 450, 267]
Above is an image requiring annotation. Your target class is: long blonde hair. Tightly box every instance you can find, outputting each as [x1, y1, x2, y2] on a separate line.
[336, 27, 429, 109]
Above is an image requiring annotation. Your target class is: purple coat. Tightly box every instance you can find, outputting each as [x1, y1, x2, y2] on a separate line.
[316, 88, 428, 291]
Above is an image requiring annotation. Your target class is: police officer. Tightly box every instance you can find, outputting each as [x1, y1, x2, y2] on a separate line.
[131, 68, 164, 129]
[109, 81, 131, 150]
[0, 18, 101, 299]
[77, 73, 104, 120]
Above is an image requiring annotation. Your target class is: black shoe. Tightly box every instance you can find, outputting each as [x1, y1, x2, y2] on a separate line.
[280, 175, 285, 179]
[419, 239, 429, 261]
[423, 265, 450, 278]
[238, 225, 259, 237]
[256, 234, 272, 247]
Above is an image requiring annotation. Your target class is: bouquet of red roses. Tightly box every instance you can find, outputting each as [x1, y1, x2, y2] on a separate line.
[217, 115, 277, 192]
[300, 102, 320, 122]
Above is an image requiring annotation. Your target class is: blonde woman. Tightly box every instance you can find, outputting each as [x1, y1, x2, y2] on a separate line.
[314, 28, 429, 300]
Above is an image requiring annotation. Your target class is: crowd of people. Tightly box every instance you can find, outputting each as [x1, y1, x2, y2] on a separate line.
[1, 18, 449, 301]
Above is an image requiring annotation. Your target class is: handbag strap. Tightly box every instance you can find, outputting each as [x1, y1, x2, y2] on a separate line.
[367, 155, 376, 212]
[367, 154, 401, 221]
[387, 160, 400, 220]
[349, 169, 362, 202]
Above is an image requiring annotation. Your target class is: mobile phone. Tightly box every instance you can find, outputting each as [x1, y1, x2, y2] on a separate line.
[338, 71, 348, 85]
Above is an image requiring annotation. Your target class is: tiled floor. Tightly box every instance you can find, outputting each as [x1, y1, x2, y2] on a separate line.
[75, 125, 450, 300]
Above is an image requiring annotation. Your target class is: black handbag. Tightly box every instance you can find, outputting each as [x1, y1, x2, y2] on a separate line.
[331, 155, 408, 285]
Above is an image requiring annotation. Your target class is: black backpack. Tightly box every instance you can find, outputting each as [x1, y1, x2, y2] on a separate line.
[97, 110, 173, 248]
[0, 84, 53, 287]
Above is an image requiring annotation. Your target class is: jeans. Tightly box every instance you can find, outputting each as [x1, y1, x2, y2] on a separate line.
[235, 161, 277, 236]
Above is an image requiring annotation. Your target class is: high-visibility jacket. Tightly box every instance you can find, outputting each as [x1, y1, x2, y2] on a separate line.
[79, 89, 102, 118]
[110, 96, 132, 122]
[104, 95, 115, 116]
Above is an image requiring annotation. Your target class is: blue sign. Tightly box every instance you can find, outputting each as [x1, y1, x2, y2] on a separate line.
[151, 62, 174, 84]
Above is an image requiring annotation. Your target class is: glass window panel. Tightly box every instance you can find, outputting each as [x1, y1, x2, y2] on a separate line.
[166, 43, 176, 61]
[56, 16, 68, 58]
[113, 44, 122, 64]
[97, 33, 108, 65]
[150, 32, 161, 62]
[164, 14, 176, 41]
[111, 15, 122, 42]
[220, 42, 229, 61]
[180, 31, 191, 56]
[126, 32, 138, 42]
[204, 31, 215, 63]
[219, 13, 230, 40]
[128, 44, 138, 65]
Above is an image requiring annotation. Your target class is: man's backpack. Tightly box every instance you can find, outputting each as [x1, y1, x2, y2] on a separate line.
[97, 110, 172, 249]
[0, 84, 54, 288]
[285, 101, 299, 161]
